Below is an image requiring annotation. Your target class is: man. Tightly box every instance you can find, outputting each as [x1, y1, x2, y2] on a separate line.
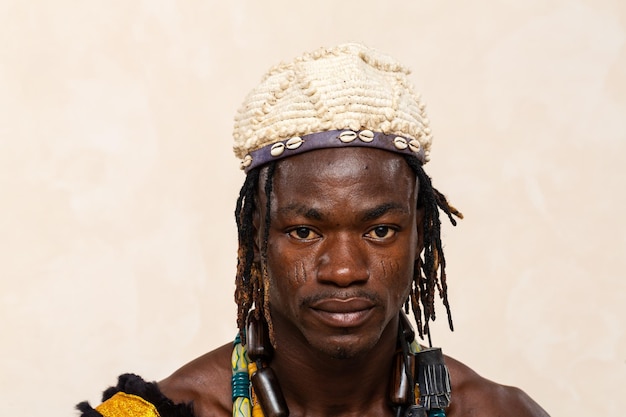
[78, 43, 549, 417]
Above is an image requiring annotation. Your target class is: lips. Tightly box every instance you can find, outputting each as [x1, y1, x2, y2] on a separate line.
[309, 297, 375, 328]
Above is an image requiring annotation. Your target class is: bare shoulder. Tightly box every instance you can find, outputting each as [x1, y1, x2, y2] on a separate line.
[444, 355, 550, 417]
[158, 342, 233, 417]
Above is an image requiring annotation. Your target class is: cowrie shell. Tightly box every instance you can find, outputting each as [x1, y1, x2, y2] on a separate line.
[286, 136, 303, 150]
[408, 139, 421, 153]
[393, 137, 408, 150]
[270, 142, 285, 156]
[241, 155, 253, 167]
[338, 130, 357, 143]
[358, 130, 374, 142]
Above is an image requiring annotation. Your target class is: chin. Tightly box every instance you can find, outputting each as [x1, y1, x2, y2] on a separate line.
[309, 332, 380, 360]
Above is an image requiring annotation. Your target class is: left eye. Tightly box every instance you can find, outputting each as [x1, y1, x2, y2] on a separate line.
[366, 226, 396, 240]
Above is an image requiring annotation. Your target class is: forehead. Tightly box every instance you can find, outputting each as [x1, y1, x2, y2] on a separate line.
[259, 147, 417, 206]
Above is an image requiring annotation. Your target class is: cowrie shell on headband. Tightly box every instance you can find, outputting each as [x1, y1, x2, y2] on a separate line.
[338, 130, 357, 143]
[270, 142, 285, 156]
[241, 154, 253, 167]
[393, 137, 408, 150]
[408, 139, 421, 153]
[286, 136, 303, 150]
[358, 130, 374, 142]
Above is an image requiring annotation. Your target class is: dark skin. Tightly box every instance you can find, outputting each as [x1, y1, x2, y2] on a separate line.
[159, 148, 549, 417]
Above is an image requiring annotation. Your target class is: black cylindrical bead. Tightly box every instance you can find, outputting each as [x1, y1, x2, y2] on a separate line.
[389, 351, 416, 405]
[250, 366, 289, 417]
[247, 313, 273, 361]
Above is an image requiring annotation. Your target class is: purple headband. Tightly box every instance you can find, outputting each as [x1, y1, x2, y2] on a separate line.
[241, 129, 426, 172]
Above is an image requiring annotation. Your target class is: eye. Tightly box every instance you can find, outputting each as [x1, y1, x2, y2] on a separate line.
[288, 227, 320, 240]
[365, 226, 397, 240]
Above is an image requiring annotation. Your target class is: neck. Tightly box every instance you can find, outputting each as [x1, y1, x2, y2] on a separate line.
[268, 313, 400, 417]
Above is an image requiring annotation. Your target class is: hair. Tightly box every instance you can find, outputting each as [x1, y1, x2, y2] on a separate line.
[234, 155, 462, 345]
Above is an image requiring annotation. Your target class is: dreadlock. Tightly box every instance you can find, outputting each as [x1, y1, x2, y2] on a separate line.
[403, 155, 463, 346]
[234, 163, 276, 344]
[234, 156, 462, 345]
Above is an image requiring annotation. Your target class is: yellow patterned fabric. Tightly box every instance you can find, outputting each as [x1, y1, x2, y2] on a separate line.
[95, 392, 160, 417]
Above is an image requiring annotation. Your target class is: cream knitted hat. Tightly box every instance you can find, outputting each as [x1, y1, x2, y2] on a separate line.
[233, 43, 433, 171]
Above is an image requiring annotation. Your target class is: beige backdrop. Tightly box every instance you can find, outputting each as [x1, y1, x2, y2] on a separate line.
[1, 1, 625, 416]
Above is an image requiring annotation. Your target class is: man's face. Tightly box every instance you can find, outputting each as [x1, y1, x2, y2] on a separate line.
[256, 147, 421, 359]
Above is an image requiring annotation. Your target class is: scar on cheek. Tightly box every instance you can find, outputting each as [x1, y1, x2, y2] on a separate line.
[380, 260, 400, 279]
[294, 261, 307, 283]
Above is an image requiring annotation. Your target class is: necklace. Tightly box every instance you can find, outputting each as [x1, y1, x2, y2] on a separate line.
[230, 313, 450, 417]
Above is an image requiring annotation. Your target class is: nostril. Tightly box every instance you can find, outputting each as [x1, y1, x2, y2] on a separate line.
[317, 244, 369, 286]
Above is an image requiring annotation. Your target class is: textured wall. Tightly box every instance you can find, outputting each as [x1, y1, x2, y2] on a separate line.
[1, 1, 624, 416]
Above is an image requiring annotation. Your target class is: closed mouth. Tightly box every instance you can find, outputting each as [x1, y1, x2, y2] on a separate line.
[309, 298, 375, 327]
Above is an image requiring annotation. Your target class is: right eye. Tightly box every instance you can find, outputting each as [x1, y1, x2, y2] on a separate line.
[288, 227, 320, 240]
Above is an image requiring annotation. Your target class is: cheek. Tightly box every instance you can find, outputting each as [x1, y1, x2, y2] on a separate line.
[378, 257, 414, 299]
[269, 261, 307, 291]
[267, 258, 310, 315]
[266, 242, 310, 294]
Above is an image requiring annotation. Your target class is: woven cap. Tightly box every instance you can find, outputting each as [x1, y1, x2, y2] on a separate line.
[233, 43, 433, 171]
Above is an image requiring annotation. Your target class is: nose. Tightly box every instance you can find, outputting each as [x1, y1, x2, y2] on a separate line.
[316, 233, 369, 287]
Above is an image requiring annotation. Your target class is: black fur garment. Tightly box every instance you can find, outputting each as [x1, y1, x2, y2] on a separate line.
[76, 373, 195, 417]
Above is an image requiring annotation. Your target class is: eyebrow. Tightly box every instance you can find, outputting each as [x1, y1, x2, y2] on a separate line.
[361, 203, 409, 222]
[278, 204, 324, 220]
